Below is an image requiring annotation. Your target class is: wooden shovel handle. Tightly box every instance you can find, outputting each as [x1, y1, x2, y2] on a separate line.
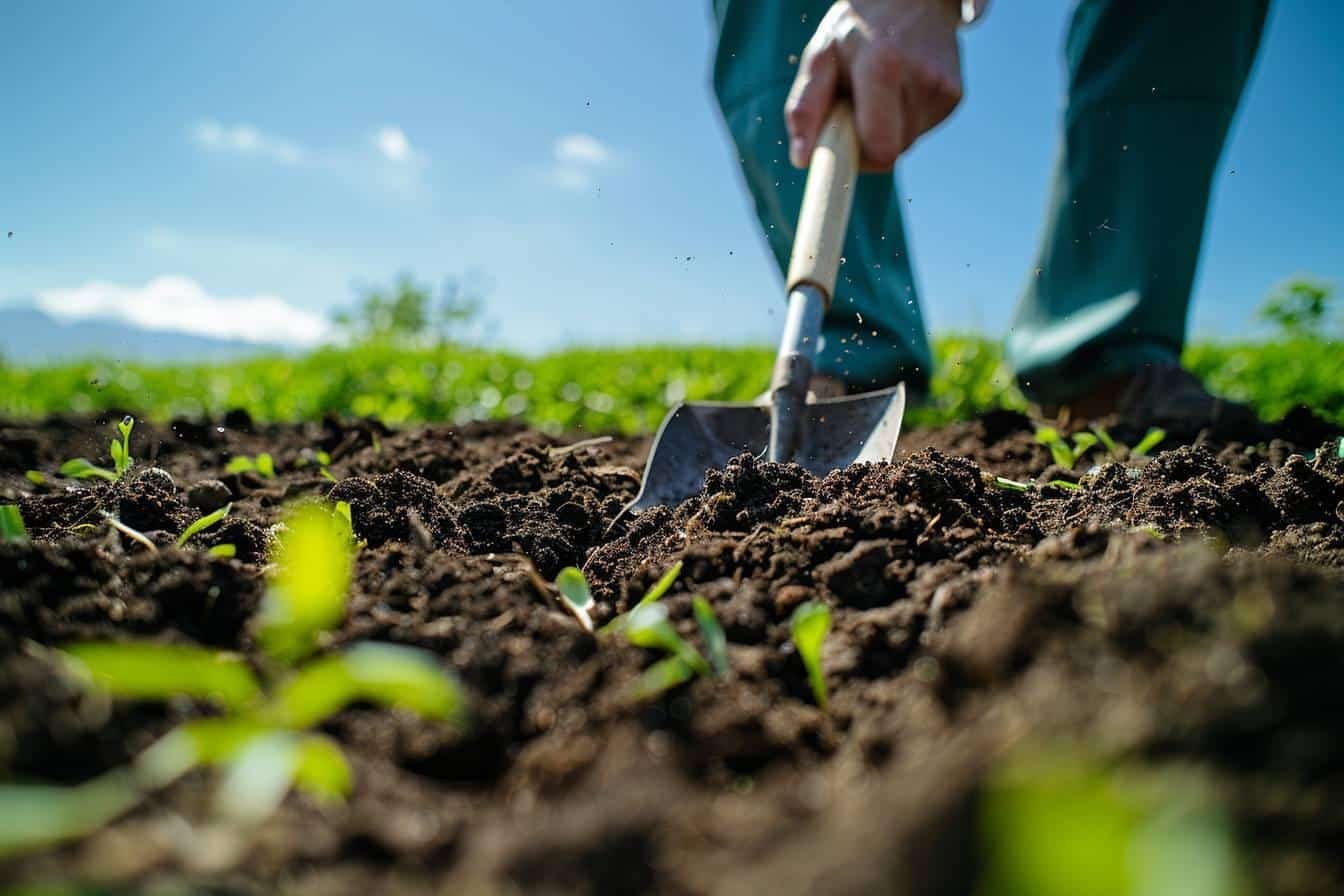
[785, 101, 860, 306]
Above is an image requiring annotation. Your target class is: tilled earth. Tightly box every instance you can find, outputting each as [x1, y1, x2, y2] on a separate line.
[2, 409, 1343, 894]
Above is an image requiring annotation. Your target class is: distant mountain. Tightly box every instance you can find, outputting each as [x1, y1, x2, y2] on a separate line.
[0, 303, 297, 364]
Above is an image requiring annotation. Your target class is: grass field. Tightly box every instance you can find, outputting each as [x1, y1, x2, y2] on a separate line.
[1, 335, 1340, 432]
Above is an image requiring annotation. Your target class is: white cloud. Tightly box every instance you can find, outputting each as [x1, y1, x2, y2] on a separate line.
[191, 119, 308, 166]
[374, 126, 412, 162]
[555, 133, 610, 166]
[546, 133, 614, 192]
[36, 276, 331, 346]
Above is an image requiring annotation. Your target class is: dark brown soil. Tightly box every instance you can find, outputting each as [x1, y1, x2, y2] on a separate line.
[2, 410, 1343, 894]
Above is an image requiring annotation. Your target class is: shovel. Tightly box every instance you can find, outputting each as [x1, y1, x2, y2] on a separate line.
[618, 102, 907, 522]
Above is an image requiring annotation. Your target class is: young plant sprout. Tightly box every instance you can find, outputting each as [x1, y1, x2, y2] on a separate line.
[1046, 480, 1081, 491]
[1131, 427, 1167, 458]
[59, 416, 136, 482]
[1035, 426, 1098, 470]
[692, 596, 729, 678]
[554, 566, 595, 632]
[993, 476, 1032, 493]
[1091, 425, 1119, 457]
[226, 452, 276, 478]
[296, 448, 337, 482]
[599, 560, 683, 635]
[208, 544, 238, 559]
[1336, 436, 1343, 459]
[25, 470, 45, 486]
[0, 504, 28, 543]
[624, 602, 710, 700]
[790, 601, 832, 710]
[176, 502, 232, 548]
[0, 497, 468, 857]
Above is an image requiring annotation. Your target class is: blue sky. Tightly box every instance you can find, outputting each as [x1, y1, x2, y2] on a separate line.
[2, 2, 1340, 352]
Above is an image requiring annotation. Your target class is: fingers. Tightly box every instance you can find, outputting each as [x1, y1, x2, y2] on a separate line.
[785, 40, 839, 168]
[850, 41, 911, 170]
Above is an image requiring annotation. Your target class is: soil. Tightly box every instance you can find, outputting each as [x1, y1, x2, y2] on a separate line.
[2, 408, 1343, 894]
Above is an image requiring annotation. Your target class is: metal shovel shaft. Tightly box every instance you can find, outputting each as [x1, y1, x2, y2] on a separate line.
[769, 284, 826, 462]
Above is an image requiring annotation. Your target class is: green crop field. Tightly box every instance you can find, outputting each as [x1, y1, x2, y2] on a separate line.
[1, 335, 1340, 432]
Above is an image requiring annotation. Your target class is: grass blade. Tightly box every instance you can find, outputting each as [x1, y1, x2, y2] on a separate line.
[62, 642, 261, 711]
[993, 476, 1032, 492]
[177, 502, 232, 547]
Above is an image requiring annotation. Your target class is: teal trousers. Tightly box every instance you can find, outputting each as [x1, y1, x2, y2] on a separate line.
[711, 1, 1269, 403]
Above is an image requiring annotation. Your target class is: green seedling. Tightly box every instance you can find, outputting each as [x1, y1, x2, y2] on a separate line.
[1035, 426, 1099, 470]
[59, 416, 136, 482]
[177, 502, 232, 547]
[1, 504, 29, 543]
[790, 601, 832, 710]
[1336, 436, 1343, 459]
[692, 596, 729, 678]
[226, 452, 276, 478]
[624, 603, 710, 699]
[1131, 427, 1167, 458]
[296, 449, 337, 482]
[554, 566, 595, 632]
[0, 498, 467, 857]
[598, 560, 683, 635]
[25, 470, 45, 486]
[980, 752, 1247, 896]
[209, 543, 238, 559]
[259, 500, 354, 663]
[993, 476, 1032, 493]
[1046, 479, 1081, 492]
[109, 415, 134, 477]
[1091, 426, 1119, 456]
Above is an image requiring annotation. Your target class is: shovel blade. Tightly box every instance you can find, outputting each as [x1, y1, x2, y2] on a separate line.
[621, 383, 906, 519]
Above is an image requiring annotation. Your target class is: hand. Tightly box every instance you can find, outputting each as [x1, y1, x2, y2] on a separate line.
[786, 0, 964, 171]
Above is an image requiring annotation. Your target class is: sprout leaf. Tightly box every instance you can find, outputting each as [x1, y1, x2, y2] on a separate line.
[1132, 427, 1167, 458]
[555, 566, 594, 632]
[177, 502, 232, 547]
[790, 601, 832, 710]
[270, 643, 466, 728]
[259, 501, 354, 663]
[62, 642, 261, 711]
[0, 505, 28, 543]
[692, 596, 729, 677]
[59, 458, 117, 482]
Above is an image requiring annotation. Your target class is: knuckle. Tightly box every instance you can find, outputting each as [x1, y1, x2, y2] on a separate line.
[862, 41, 908, 87]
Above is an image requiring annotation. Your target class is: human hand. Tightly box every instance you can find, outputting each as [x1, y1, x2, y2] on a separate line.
[785, 0, 964, 171]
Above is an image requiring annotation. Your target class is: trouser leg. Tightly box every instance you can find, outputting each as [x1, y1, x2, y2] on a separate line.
[711, 0, 933, 392]
[1007, 0, 1270, 404]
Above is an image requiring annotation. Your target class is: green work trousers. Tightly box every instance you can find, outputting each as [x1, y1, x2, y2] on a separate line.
[711, 0, 1269, 403]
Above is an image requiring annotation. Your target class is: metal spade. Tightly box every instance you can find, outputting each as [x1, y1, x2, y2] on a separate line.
[619, 102, 907, 521]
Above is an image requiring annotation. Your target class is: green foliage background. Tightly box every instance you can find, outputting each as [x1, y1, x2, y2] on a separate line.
[0, 335, 1339, 432]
